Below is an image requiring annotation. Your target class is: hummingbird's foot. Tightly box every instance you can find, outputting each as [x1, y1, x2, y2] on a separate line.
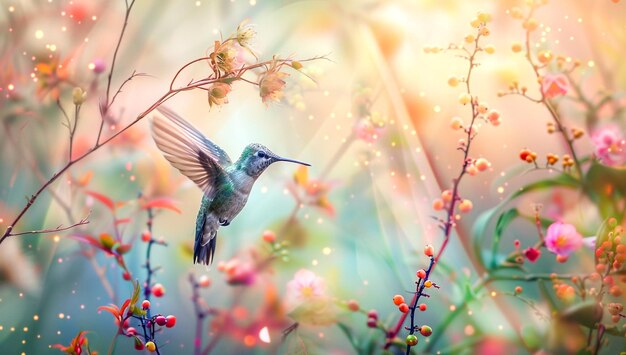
[219, 218, 230, 226]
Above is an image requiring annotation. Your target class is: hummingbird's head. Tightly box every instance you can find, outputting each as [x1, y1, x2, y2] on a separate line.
[238, 143, 310, 178]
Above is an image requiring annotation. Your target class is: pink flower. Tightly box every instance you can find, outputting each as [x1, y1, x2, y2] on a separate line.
[259, 71, 288, 104]
[541, 74, 568, 99]
[220, 257, 256, 286]
[286, 269, 325, 301]
[545, 221, 583, 257]
[592, 126, 626, 166]
[354, 117, 385, 143]
[523, 247, 541, 262]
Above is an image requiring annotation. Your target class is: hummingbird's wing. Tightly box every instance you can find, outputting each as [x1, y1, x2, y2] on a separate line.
[151, 106, 232, 196]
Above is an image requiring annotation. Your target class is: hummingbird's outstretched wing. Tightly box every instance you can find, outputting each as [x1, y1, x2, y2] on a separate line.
[151, 106, 232, 196]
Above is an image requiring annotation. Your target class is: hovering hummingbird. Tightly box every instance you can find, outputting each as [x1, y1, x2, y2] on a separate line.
[151, 106, 310, 265]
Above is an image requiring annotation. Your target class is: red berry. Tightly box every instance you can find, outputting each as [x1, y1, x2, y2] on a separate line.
[141, 231, 151, 242]
[416, 269, 426, 279]
[367, 310, 378, 320]
[367, 318, 377, 328]
[347, 300, 360, 311]
[165, 315, 176, 328]
[398, 303, 409, 313]
[424, 244, 434, 257]
[151, 283, 165, 297]
[142, 300, 151, 309]
[262, 230, 276, 243]
[122, 271, 131, 281]
[155, 315, 167, 326]
[420, 325, 433, 337]
[126, 327, 137, 336]
[392, 294, 405, 306]
[419, 303, 427, 311]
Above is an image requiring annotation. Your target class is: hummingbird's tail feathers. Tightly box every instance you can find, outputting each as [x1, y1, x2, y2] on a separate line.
[194, 231, 217, 265]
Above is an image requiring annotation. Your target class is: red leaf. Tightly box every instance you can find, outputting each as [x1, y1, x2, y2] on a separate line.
[142, 197, 181, 214]
[69, 234, 101, 249]
[98, 305, 121, 319]
[120, 299, 131, 317]
[85, 190, 115, 210]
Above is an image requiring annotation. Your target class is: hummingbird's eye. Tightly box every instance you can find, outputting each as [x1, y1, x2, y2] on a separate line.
[257, 151, 266, 158]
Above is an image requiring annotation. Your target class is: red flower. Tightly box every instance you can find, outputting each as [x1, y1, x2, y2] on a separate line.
[541, 74, 568, 99]
[523, 247, 541, 262]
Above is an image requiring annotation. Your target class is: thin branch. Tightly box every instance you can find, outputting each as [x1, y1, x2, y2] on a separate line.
[8, 213, 90, 237]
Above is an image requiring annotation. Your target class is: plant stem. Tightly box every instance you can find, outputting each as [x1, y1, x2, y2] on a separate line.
[405, 256, 435, 354]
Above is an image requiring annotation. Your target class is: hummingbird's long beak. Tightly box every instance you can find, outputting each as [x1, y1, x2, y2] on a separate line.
[275, 156, 311, 166]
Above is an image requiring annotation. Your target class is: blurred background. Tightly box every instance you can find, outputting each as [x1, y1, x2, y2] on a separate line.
[1, 0, 625, 353]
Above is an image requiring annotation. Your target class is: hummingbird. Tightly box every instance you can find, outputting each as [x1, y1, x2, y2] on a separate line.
[151, 106, 310, 265]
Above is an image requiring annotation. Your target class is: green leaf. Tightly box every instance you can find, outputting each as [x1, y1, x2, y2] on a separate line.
[584, 162, 626, 219]
[490, 208, 520, 268]
[130, 280, 141, 306]
[558, 301, 603, 328]
[472, 174, 580, 270]
[336, 322, 360, 352]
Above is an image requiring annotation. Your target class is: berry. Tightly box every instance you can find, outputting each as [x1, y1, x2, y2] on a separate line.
[367, 318, 377, 328]
[475, 158, 490, 172]
[448, 76, 459, 87]
[441, 190, 453, 202]
[484, 45, 495, 54]
[393, 295, 405, 306]
[141, 231, 151, 242]
[420, 325, 433, 336]
[155, 315, 167, 326]
[146, 341, 156, 352]
[424, 280, 433, 288]
[459, 199, 473, 213]
[416, 269, 427, 279]
[199, 275, 211, 288]
[152, 283, 165, 297]
[515, 286, 523, 294]
[165, 315, 177, 328]
[122, 271, 131, 281]
[347, 300, 360, 311]
[556, 254, 568, 263]
[367, 310, 378, 320]
[450, 116, 463, 130]
[406, 334, 418, 346]
[398, 303, 409, 313]
[262, 230, 276, 243]
[126, 327, 137, 336]
[142, 300, 151, 310]
[432, 199, 444, 211]
[459, 93, 472, 105]
[419, 303, 427, 311]
[424, 245, 434, 257]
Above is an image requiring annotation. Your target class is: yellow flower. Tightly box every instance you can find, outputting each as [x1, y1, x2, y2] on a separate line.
[207, 82, 232, 108]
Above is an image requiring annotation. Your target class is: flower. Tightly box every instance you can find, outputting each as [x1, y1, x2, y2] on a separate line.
[545, 221, 583, 257]
[591, 126, 626, 166]
[541, 73, 568, 99]
[235, 20, 257, 57]
[210, 40, 242, 74]
[286, 269, 325, 302]
[219, 257, 256, 286]
[354, 113, 385, 143]
[72, 87, 87, 105]
[523, 247, 541, 262]
[207, 82, 232, 108]
[52, 331, 90, 354]
[291, 166, 335, 216]
[259, 70, 288, 104]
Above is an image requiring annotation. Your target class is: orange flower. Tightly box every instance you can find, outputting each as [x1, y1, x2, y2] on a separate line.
[541, 73, 568, 99]
[259, 61, 289, 104]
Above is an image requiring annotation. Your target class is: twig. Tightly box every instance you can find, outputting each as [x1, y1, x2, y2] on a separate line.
[8, 213, 90, 237]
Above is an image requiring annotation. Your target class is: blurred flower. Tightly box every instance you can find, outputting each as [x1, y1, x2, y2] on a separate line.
[259, 68, 288, 104]
[208, 82, 232, 108]
[219, 257, 257, 286]
[72, 87, 87, 105]
[35, 55, 72, 100]
[541, 73, 568, 99]
[287, 269, 325, 301]
[354, 113, 385, 143]
[291, 166, 335, 216]
[591, 125, 626, 166]
[545, 221, 583, 257]
[90, 58, 106, 74]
